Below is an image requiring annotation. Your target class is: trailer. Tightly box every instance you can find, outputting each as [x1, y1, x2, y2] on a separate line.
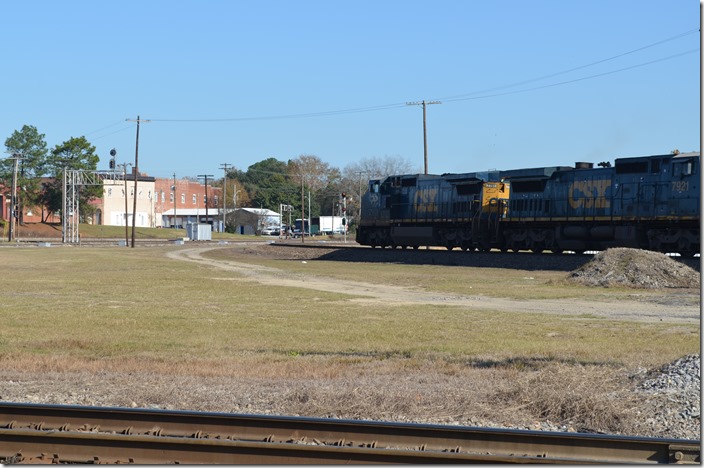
[311, 216, 345, 235]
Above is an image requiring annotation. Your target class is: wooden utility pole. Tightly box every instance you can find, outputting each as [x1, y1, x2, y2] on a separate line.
[198, 174, 214, 228]
[406, 100, 441, 175]
[126, 116, 150, 247]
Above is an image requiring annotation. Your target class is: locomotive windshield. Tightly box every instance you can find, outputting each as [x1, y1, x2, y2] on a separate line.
[673, 159, 695, 177]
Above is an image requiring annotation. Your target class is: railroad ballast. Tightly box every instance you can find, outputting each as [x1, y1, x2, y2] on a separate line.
[356, 152, 700, 257]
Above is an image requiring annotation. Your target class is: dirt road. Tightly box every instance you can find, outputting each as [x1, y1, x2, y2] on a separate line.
[166, 245, 700, 324]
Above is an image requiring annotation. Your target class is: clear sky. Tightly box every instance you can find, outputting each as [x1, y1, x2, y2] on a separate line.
[2, 0, 700, 179]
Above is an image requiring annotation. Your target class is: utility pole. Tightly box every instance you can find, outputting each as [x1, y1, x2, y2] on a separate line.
[300, 175, 305, 244]
[116, 162, 132, 247]
[219, 163, 231, 232]
[198, 174, 214, 229]
[7, 153, 22, 242]
[172, 172, 177, 229]
[406, 100, 441, 175]
[126, 115, 150, 247]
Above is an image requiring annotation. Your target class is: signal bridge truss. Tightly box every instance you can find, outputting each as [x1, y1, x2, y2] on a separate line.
[62, 169, 123, 243]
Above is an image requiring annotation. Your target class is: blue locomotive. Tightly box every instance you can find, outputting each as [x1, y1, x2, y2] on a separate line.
[356, 152, 700, 256]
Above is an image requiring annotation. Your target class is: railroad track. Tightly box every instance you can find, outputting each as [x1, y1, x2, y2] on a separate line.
[0, 403, 698, 464]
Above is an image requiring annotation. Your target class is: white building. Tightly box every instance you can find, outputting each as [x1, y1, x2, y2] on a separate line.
[161, 208, 222, 231]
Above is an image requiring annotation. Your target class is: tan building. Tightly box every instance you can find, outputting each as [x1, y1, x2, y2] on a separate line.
[95, 172, 157, 227]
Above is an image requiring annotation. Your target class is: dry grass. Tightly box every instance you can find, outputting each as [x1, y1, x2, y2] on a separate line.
[0, 244, 698, 435]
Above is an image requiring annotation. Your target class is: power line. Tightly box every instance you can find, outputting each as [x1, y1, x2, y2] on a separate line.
[441, 48, 699, 104]
[146, 102, 407, 122]
[139, 29, 697, 124]
[435, 28, 700, 102]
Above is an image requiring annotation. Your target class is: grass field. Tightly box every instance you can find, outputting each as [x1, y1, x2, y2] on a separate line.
[0, 243, 698, 377]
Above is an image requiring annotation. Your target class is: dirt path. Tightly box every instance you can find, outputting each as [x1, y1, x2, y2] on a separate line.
[166, 246, 700, 324]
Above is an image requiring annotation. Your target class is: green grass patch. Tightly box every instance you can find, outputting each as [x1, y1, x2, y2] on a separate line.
[0, 246, 698, 371]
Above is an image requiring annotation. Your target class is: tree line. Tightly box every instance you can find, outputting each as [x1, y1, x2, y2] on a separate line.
[1, 124, 415, 229]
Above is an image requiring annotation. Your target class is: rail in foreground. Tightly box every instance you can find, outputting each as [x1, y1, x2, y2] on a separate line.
[0, 403, 698, 464]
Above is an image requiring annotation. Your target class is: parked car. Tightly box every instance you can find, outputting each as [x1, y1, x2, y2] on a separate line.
[261, 226, 280, 236]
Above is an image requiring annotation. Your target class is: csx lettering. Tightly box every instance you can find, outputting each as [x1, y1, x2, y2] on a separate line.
[671, 180, 689, 193]
[569, 179, 611, 209]
[414, 188, 437, 214]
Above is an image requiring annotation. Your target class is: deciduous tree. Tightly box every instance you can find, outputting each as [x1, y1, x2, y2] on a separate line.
[45, 136, 101, 220]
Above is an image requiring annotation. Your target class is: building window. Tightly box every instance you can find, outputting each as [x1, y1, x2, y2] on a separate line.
[192, 194, 197, 205]
[181, 194, 185, 204]
[107, 188, 112, 197]
[170, 193, 174, 203]
[161, 191, 165, 203]
[214, 195, 219, 206]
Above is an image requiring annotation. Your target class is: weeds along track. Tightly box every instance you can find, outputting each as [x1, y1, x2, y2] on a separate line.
[0, 402, 698, 464]
[166, 245, 700, 324]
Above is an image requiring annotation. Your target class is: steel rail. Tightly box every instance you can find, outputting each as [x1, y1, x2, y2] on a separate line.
[0, 403, 698, 464]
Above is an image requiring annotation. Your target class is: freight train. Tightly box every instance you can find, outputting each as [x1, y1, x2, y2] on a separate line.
[356, 152, 700, 257]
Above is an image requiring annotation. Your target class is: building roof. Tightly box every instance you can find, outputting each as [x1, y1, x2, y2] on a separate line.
[236, 208, 280, 216]
[162, 208, 222, 216]
[160, 208, 281, 217]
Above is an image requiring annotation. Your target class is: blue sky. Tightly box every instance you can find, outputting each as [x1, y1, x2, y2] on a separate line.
[2, 0, 700, 179]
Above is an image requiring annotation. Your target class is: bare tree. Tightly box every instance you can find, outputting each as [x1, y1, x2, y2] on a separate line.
[340, 155, 415, 229]
[343, 154, 416, 181]
[288, 154, 337, 193]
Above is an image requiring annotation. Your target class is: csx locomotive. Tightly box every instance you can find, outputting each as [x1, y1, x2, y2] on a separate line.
[356, 152, 700, 256]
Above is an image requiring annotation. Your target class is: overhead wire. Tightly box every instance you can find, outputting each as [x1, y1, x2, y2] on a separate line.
[441, 48, 699, 103]
[435, 27, 699, 101]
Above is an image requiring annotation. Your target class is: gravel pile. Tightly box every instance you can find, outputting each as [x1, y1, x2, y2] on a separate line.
[629, 354, 701, 439]
[568, 248, 700, 288]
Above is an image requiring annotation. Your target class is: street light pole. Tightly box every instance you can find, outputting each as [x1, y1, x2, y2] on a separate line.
[219, 163, 231, 232]
[406, 100, 441, 175]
